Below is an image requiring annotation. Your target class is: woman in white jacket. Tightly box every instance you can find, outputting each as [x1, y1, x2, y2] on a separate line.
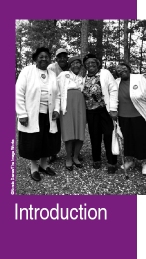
[116, 63, 146, 175]
[57, 56, 86, 171]
[83, 54, 118, 174]
[16, 47, 60, 181]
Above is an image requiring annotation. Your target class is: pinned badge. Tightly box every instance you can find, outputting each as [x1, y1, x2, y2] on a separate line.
[133, 85, 138, 90]
[65, 74, 70, 78]
[41, 74, 46, 79]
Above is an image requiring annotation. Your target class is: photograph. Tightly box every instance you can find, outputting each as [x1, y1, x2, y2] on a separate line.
[1, 0, 146, 258]
[16, 19, 146, 195]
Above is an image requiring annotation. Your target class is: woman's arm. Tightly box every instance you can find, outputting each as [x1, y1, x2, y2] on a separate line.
[107, 70, 119, 112]
[53, 75, 61, 114]
[16, 67, 28, 122]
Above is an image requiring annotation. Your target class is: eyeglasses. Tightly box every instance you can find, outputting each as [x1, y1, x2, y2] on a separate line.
[85, 61, 97, 67]
[70, 61, 81, 67]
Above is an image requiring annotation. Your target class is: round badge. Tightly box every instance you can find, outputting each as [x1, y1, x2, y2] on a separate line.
[41, 74, 46, 79]
[65, 74, 70, 78]
[133, 85, 138, 90]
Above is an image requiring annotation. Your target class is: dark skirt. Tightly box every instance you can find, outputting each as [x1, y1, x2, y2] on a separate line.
[119, 116, 146, 160]
[60, 89, 86, 142]
[18, 113, 61, 160]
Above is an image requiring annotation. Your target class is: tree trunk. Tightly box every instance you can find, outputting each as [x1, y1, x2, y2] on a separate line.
[80, 20, 89, 77]
[118, 20, 121, 62]
[139, 28, 145, 73]
[128, 20, 133, 64]
[81, 20, 89, 60]
[124, 20, 129, 63]
[96, 20, 103, 66]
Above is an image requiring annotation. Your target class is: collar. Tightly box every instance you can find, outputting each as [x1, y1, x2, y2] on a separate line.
[86, 70, 100, 78]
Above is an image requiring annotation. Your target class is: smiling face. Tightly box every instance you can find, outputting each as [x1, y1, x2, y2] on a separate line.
[116, 65, 130, 80]
[70, 60, 81, 75]
[56, 53, 68, 69]
[36, 52, 50, 70]
[85, 58, 99, 76]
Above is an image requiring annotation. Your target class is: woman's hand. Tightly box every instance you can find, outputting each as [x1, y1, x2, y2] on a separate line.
[109, 111, 118, 121]
[52, 111, 59, 120]
[19, 117, 28, 127]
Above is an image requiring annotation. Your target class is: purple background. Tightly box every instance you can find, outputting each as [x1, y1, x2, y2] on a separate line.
[1, 0, 137, 258]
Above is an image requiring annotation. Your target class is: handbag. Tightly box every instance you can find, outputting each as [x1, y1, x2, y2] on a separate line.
[112, 120, 121, 155]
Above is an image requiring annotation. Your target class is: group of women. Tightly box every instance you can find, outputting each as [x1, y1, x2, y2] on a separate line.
[16, 47, 146, 181]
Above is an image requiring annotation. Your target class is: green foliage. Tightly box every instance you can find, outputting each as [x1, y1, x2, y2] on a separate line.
[16, 19, 146, 78]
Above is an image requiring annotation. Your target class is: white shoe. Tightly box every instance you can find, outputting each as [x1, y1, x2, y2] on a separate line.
[142, 164, 146, 175]
[121, 161, 135, 170]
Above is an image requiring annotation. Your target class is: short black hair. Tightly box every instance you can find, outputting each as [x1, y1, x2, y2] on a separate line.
[32, 47, 51, 62]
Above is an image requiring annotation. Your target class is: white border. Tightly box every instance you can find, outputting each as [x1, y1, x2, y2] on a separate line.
[137, 195, 146, 259]
[135, 3, 145, 257]
[137, 0, 146, 19]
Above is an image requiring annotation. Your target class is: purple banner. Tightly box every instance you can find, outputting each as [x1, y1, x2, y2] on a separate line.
[1, 196, 137, 259]
[1, 0, 137, 19]
[1, 0, 137, 258]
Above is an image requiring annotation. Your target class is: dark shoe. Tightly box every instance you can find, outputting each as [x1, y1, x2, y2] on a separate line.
[30, 171, 41, 181]
[78, 154, 83, 162]
[93, 161, 101, 169]
[39, 165, 56, 176]
[108, 165, 117, 174]
[65, 165, 73, 171]
[73, 161, 83, 169]
[73, 157, 83, 168]
[49, 155, 57, 164]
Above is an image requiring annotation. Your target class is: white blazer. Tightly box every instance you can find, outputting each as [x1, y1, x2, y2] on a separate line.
[16, 65, 60, 133]
[83, 69, 118, 112]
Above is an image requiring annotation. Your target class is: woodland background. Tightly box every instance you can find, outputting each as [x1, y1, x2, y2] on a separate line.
[16, 19, 146, 195]
[16, 19, 146, 79]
